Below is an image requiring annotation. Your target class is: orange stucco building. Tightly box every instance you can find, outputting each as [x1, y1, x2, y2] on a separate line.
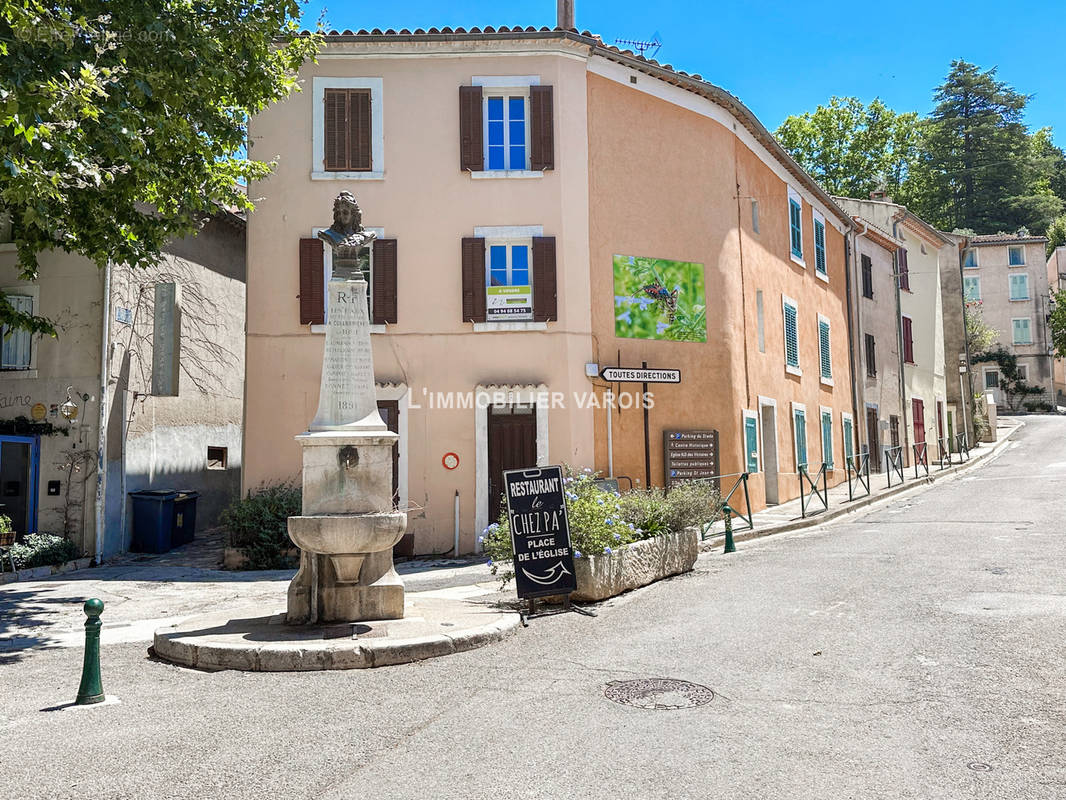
[243, 27, 857, 554]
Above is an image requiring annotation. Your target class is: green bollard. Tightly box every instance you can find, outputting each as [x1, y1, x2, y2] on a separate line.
[76, 598, 105, 705]
[722, 504, 736, 554]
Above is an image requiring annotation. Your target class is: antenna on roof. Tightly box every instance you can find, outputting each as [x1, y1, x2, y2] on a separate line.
[614, 31, 662, 59]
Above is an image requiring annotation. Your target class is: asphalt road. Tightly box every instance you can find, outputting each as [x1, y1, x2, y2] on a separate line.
[1, 417, 1064, 799]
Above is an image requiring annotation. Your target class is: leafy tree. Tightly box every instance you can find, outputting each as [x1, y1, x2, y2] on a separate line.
[1, 2, 319, 334]
[1050, 289, 1066, 359]
[1045, 215, 1066, 258]
[972, 346, 1042, 411]
[775, 97, 920, 199]
[965, 300, 998, 355]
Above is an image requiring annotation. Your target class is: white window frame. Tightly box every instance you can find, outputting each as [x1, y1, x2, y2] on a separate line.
[1008, 245, 1026, 267]
[787, 186, 805, 267]
[0, 286, 39, 375]
[311, 77, 385, 181]
[1011, 317, 1033, 345]
[484, 237, 533, 322]
[1008, 272, 1030, 301]
[963, 248, 978, 268]
[983, 367, 1000, 390]
[812, 209, 828, 282]
[310, 226, 386, 335]
[471, 225, 547, 332]
[1016, 363, 1029, 381]
[471, 75, 543, 179]
[791, 401, 808, 470]
[741, 409, 760, 473]
[817, 313, 833, 386]
[963, 275, 981, 301]
[819, 406, 834, 470]
[782, 294, 801, 376]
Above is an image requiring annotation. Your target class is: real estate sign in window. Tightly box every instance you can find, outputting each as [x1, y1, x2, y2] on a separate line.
[486, 241, 533, 320]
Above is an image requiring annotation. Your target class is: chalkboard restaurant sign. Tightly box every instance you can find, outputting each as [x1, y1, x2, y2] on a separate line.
[503, 465, 578, 599]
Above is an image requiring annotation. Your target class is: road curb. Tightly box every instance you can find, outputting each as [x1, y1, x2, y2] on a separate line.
[699, 422, 1023, 552]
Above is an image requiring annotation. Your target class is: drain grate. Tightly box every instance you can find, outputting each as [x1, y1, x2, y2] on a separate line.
[605, 678, 715, 710]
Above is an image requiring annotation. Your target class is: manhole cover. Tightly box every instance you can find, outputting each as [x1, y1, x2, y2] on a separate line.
[604, 678, 714, 710]
[967, 762, 993, 772]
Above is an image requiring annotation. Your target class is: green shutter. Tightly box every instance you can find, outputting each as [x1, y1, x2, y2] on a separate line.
[1013, 318, 1031, 344]
[818, 319, 831, 380]
[1009, 274, 1028, 301]
[843, 417, 854, 469]
[794, 409, 807, 469]
[821, 411, 833, 469]
[784, 303, 799, 367]
[814, 220, 827, 275]
[789, 199, 802, 258]
[744, 416, 758, 473]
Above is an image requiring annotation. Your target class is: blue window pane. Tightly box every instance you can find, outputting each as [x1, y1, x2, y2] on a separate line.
[511, 269, 529, 286]
[509, 145, 525, 170]
[509, 118, 525, 145]
[490, 271, 507, 286]
[508, 96, 525, 122]
[487, 97, 504, 121]
[511, 245, 528, 269]
[490, 245, 507, 269]
[488, 146, 505, 170]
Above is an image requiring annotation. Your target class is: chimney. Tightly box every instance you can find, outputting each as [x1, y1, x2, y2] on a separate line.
[557, 0, 574, 30]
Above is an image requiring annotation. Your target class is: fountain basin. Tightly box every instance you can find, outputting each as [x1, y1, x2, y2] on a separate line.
[288, 513, 406, 582]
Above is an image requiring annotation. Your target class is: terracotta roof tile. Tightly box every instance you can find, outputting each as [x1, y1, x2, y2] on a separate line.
[969, 233, 1048, 245]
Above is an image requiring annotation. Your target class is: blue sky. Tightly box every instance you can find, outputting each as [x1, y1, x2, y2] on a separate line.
[300, 0, 1066, 146]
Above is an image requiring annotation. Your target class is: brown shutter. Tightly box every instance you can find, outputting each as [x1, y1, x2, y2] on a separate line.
[299, 238, 324, 325]
[529, 85, 555, 171]
[461, 237, 486, 322]
[532, 236, 557, 322]
[902, 316, 913, 363]
[372, 238, 397, 325]
[459, 85, 484, 172]
[349, 89, 372, 171]
[897, 247, 910, 291]
[324, 89, 347, 171]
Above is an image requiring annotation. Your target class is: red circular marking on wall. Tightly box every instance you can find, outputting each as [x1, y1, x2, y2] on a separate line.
[442, 452, 460, 470]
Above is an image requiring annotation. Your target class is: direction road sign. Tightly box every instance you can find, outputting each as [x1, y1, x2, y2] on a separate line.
[600, 367, 681, 384]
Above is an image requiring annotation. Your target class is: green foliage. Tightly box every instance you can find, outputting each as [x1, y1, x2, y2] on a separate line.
[613, 255, 706, 343]
[1023, 400, 1056, 413]
[1049, 290, 1066, 359]
[3, 531, 79, 571]
[220, 482, 302, 570]
[0, 2, 320, 333]
[775, 97, 920, 198]
[965, 300, 999, 355]
[1047, 216, 1066, 258]
[973, 347, 1043, 411]
[481, 467, 721, 587]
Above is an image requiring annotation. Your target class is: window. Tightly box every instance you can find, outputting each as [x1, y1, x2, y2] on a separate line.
[984, 369, 999, 389]
[1012, 318, 1032, 345]
[486, 240, 533, 320]
[1, 295, 33, 370]
[861, 254, 873, 299]
[821, 409, 834, 470]
[864, 333, 876, 377]
[751, 200, 760, 234]
[756, 289, 765, 353]
[813, 210, 827, 278]
[818, 315, 832, 384]
[793, 404, 808, 469]
[742, 410, 759, 473]
[460, 78, 554, 174]
[902, 315, 914, 364]
[782, 296, 800, 374]
[788, 187, 803, 263]
[1016, 363, 1029, 381]
[897, 247, 910, 291]
[312, 77, 384, 179]
[963, 248, 978, 268]
[1009, 273, 1029, 301]
[1008, 245, 1025, 266]
[207, 447, 228, 470]
[300, 229, 396, 328]
[963, 276, 981, 301]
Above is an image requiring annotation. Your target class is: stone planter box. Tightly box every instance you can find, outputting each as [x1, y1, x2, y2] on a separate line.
[568, 529, 698, 603]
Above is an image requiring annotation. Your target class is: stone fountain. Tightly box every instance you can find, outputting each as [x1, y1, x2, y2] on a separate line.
[286, 192, 406, 624]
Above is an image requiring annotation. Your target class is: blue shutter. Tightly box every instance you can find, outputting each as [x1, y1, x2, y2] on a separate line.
[1009, 274, 1028, 301]
[794, 409, 807, 469]
[784, 303, 799, 368]
[818, 320, 832, 380]
[744, 416, 758, 473]
[821, 411, 833, 469]
[814, 219, 827, 275]
[1013, 318, 1031, 344]
[843, 416, 854, 469]
[789, 199, 802, 258]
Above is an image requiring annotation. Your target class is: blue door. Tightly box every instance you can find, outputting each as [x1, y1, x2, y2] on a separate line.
[0, 435, 40, 537]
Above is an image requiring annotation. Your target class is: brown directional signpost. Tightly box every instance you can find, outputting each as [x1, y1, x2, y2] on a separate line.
[600, 361, 681, 488]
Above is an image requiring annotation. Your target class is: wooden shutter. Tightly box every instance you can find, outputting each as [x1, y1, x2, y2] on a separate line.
[299, 238, 324, 325]
[349, 89, 372, 171]
[861, 254, 873, 298]
[818, 320, 831, 379]
[865, 333, 876, 377]
[898, 247, 910, 291]
[902, 316, 913, 363]
[324, 89, 348, 171]
[784, 303, 799, 367]
[532, 236, 557, 322]
[372, 238, 397, 325]
[459, 86, 484, 172]
[461, 237, 486, 322]
[529, 85, 555, 171]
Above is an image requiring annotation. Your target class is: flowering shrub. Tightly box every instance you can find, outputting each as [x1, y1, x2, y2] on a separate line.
[481, 466, 720, 585]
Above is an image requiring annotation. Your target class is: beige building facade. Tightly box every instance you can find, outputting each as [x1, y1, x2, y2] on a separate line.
[1047, 246, 1066, 405]
[243, 27, 857, 555]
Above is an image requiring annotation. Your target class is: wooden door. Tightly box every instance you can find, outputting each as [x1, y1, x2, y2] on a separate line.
[487, 406, 537, 524]
[912, 398, 926, 446]
[865, 407, 881, 472]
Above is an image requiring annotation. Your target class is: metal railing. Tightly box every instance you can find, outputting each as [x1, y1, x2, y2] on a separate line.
[885, 445, 905, 487]
[936, 436, 951, 469]
[846, 451, 871, 501]
[698, 472, 753, 540]
[913, 441, 929, 478]
[954, 432, 970, 461]
[799, 462, 828, 518]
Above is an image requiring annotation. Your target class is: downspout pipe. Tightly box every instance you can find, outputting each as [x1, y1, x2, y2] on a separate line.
[891, 218, 911, 464]
[93, 261, 111, 565]
[842, 220, 860, 455]
[957, 237, 974, 445]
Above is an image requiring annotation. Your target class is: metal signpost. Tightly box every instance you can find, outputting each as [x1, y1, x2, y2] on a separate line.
[600, 363, 681, 486]
[504, 465, 591, 621]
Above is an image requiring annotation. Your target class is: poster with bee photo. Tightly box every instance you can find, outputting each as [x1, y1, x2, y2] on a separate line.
[612, 255, 707, 342]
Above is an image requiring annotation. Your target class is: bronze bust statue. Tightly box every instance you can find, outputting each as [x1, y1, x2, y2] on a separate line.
[318, 191, 376, 278]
